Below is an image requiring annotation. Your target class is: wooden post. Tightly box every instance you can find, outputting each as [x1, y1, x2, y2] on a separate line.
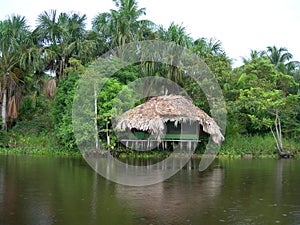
[196, 123, 199, 138]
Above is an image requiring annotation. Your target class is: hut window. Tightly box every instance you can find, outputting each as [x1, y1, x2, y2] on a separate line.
[166, 121, 181, 134]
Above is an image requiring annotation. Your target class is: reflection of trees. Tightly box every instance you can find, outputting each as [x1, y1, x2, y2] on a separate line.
[0, 155, 134, 225]
[212, 159, 300, 224]
[275, 159, 283, 201]
[2, 156, 300, 225]
[115, 164, 224, 225]
[0, 156, 64, 224]
[0, 156, 18, 225]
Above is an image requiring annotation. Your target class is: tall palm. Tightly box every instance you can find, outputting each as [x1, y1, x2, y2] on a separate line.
[35, 10, 93, 78]
[153, 23, 193, 84]
[266, 46, 299, 74]
[241, 49, 265, 64]
[266, 46, 300, 96]
[92, 0, 155, 52]
[193, 37, 224, 58]
[157, 23, 192, 48]
[267, 46, 292, 65]
[0, 15, 40, 130]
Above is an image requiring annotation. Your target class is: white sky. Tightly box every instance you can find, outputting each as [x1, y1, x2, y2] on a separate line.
[1, 0, 300, 66]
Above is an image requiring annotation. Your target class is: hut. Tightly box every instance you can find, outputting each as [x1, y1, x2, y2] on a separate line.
[114, 95, 224, 150]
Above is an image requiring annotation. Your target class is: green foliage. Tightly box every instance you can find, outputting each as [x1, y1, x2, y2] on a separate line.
[220, 134, 300, 158]
[14, 96, 54, 134]
[52, 73, 79, 149]
[52, 60, 138, 150]
[113, 64, 139, 84]
[92, 0, 154, 51]
[228, 57, 300, 136]
[0, 129, 9, 147]
[18, 96, 36, 121]
[1, 93, 59, 151]
[35, 10, 95, 77]
[97, 77, 137, 148]
[1, 2, 300, 155]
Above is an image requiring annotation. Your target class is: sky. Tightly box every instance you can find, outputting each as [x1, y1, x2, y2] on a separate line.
[1, 0, 300, 67]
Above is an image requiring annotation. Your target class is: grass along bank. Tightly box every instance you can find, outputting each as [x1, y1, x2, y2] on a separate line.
[1, 131, 299, 159]
[219, 134, 300, 158]
[0, 132, 81, 157]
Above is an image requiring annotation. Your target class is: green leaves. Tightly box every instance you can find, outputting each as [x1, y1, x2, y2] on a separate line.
[228, 54, 300, 136]
[35, 10, 94, 78]
[52, 72, 80, 149]
[92, 0, 154, 51]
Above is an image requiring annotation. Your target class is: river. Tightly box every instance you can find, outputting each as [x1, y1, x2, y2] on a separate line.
[0, 155, 299, 225]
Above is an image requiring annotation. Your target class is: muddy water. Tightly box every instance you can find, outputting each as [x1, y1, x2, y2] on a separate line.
[0, 155, 299, 225]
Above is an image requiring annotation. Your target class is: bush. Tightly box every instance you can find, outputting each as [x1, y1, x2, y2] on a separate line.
[52, 74, 79, 149]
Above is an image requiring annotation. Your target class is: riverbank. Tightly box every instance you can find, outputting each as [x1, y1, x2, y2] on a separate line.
[1, 147, 299, 160]
[219, 134, 300, 159]
[1, 133, 299, 159]
[0, 147, 82, 157]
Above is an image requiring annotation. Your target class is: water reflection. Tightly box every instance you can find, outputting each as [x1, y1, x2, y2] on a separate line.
[115, 166, 223, 224]
[86, 154, 194, 186]
[85, 152, 196, 186]
[275, 158, 284, 201]
[0, 155, 52, 225]
[1, 155, 300, 225]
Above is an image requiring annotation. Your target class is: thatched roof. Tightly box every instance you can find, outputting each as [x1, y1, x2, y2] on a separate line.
[115, 95, 224, 145]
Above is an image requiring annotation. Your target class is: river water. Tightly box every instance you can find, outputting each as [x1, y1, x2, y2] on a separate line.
[0, 155, 299, 225]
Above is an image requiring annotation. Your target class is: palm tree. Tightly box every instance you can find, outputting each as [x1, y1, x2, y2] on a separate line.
[153, 23, 193, 84]
[266, 46, 299, 74]
[92, 0, 155, 51]
[193, 37, 224, 58]
[157, 23, 192, 48]
[35, 10, 94, 78]
[0, 15, 40, 130]
[241, 49, 265, 64]
[267, 46, 292, 66]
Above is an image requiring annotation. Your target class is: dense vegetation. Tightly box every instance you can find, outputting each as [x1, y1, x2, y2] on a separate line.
[1, 0, 299, 157]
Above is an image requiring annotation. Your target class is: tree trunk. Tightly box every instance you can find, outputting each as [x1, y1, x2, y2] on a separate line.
[1, 88, 7, 130]
[270, 110, 293, 158]
[106, 122, 110, 146]
[271, 110, 283, 153]
[94, 84, 99, 150]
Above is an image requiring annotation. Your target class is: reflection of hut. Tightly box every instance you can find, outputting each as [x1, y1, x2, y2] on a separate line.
[115, 166, 223, 225]
[115, 95, 224, 149]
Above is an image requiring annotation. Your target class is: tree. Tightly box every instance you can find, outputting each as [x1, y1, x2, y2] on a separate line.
[266, 46, 299, 75]
[229, 55, 299, 155]
[52, 59, 85, 149]
[139, 23, 193, 84]
[92, 0, 155, 52]
[241, 49, 265, 64]
[35, 10, 95, 78]
[193, 37, 225, 58]
[0, 15, 40, 130]
[157, 23, 192, 48]
[192, 38, 231, 87]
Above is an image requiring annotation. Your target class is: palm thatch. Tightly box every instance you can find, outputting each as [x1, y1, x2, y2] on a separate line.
[115, 95, 224, 145]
